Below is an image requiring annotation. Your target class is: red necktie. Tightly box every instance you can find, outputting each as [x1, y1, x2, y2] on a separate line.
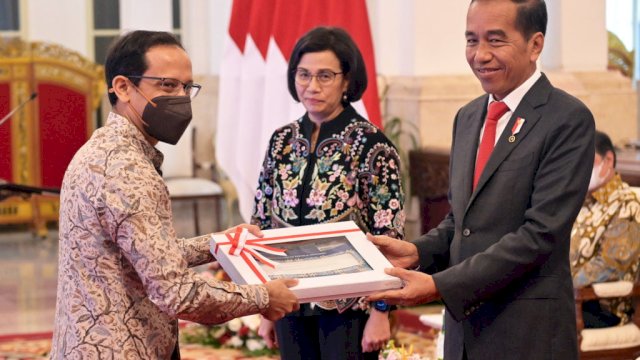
[473, 101, 509, 190]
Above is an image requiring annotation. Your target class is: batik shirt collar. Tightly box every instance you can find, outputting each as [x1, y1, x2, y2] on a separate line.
[106, 111, 164, 173]
[590, 173, 624, 205]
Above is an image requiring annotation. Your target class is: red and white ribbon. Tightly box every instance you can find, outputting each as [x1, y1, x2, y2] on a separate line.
[214, 227, 288, 283]
[512, 117, 525, 136]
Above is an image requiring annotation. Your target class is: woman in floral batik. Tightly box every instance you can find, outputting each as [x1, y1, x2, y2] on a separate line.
[251, 26, 405, 360]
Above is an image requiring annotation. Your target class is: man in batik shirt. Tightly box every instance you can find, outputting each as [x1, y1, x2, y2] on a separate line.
[51, 30, 299, 359]
[571, 130, 640, 328]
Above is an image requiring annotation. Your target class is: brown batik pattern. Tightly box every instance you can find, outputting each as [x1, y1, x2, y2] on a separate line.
[50, 112, 269, 359]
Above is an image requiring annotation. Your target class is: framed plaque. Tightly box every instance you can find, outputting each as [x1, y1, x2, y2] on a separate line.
[210, 221, 402, 303]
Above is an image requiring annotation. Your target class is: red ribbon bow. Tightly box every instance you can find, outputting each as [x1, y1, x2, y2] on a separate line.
[214, 226, 287, 283]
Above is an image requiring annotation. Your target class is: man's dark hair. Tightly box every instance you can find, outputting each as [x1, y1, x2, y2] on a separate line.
[105, 30, 183, 105]
[471, 0, 547, 39]
[595, 130, 617, 167]
[287, 26, 367, 104]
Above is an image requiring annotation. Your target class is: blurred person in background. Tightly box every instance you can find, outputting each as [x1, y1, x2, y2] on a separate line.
[571, 130, 640, 328]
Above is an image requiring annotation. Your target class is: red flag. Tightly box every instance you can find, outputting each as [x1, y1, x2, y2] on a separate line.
[217, 0, 381, 220]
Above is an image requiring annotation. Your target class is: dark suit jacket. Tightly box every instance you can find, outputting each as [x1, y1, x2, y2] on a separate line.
[414, 74, 594, 360]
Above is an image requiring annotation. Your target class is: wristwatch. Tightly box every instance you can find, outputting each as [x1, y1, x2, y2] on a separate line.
[373, 300, 391, 312]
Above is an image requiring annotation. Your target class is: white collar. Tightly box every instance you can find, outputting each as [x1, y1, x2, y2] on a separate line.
[488, 69, 541, 111]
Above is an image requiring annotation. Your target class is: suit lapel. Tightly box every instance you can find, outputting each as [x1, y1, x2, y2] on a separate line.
[458, 96, 488, 208]
[466, 74, 553, 208]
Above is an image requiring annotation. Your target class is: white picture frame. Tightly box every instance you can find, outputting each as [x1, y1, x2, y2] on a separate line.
[210, 221, 402, 303]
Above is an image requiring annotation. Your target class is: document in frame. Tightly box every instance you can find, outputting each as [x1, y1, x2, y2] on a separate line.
[260, 235, 372, 279]
[210, 221, 402, 303]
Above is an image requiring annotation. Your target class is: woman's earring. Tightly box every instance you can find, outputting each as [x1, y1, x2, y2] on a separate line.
[342, 93, 347, 102]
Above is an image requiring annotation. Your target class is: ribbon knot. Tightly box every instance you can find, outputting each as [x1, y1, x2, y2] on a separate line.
[214, 226, 288, 283]
[229, 227, 249, 256]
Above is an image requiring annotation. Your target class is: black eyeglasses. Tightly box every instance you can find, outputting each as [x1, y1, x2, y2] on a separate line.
[294, 69, 343, 86]
[127, 75, 202, 99]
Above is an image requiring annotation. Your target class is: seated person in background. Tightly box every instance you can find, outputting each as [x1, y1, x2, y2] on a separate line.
[571, 130, 640, 328]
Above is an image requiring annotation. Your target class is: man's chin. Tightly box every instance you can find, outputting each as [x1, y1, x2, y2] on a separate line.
[478, 82, 496, 95]
[476, 82, 505, 100]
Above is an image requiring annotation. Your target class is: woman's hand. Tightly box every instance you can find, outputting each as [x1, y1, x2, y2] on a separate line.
[258, 317, 278, 349]
[361, 309, 391, 352]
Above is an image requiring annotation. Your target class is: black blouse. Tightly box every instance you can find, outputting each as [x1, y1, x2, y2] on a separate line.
[251, 105, 404, 239]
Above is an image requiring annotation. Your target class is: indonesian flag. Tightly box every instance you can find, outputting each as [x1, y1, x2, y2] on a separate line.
[216, 0, 381, 221]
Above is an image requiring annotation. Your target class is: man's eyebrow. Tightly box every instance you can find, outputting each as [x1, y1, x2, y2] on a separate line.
[487, 29, 507, 37]
[465, 29, 508, 38]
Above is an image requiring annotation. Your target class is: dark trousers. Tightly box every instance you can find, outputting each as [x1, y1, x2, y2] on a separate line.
[275, 307, 379, 360]
[582, 300, 621, 328]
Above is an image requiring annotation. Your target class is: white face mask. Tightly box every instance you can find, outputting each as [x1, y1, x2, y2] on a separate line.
[588, 160, 609, 192]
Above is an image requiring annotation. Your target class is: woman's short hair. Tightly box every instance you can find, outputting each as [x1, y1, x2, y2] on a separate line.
[287, 26, 367, 104]
[105, 30, 183, 105]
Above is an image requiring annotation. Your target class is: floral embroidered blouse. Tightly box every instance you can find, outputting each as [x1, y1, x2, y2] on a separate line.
[251, 106, 405, 311]
[570, 174, 640, 324]
[252, 105, 404, 235]
[51, 112, 269, 359]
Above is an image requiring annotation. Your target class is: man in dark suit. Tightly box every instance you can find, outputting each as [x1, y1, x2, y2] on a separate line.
[367, 1, 594, 359]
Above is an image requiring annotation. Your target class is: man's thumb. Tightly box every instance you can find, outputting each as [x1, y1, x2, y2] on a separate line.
[281, 278, 299, 288]
[367, 233, 385, 246]
[385, 267, 409, 279]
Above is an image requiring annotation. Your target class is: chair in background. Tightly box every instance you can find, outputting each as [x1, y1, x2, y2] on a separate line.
[575, 280, 640, 360]
[0, 38, 103, 237]
[409, 147, 451, 234]
[215, 171, 239, 229]
[156, 125, 223, 234]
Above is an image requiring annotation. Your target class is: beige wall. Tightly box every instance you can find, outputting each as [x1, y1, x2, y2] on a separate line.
[382, 70, 637, 151]
[191, 75, 219, 170]
[547, 71, 638, 147]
